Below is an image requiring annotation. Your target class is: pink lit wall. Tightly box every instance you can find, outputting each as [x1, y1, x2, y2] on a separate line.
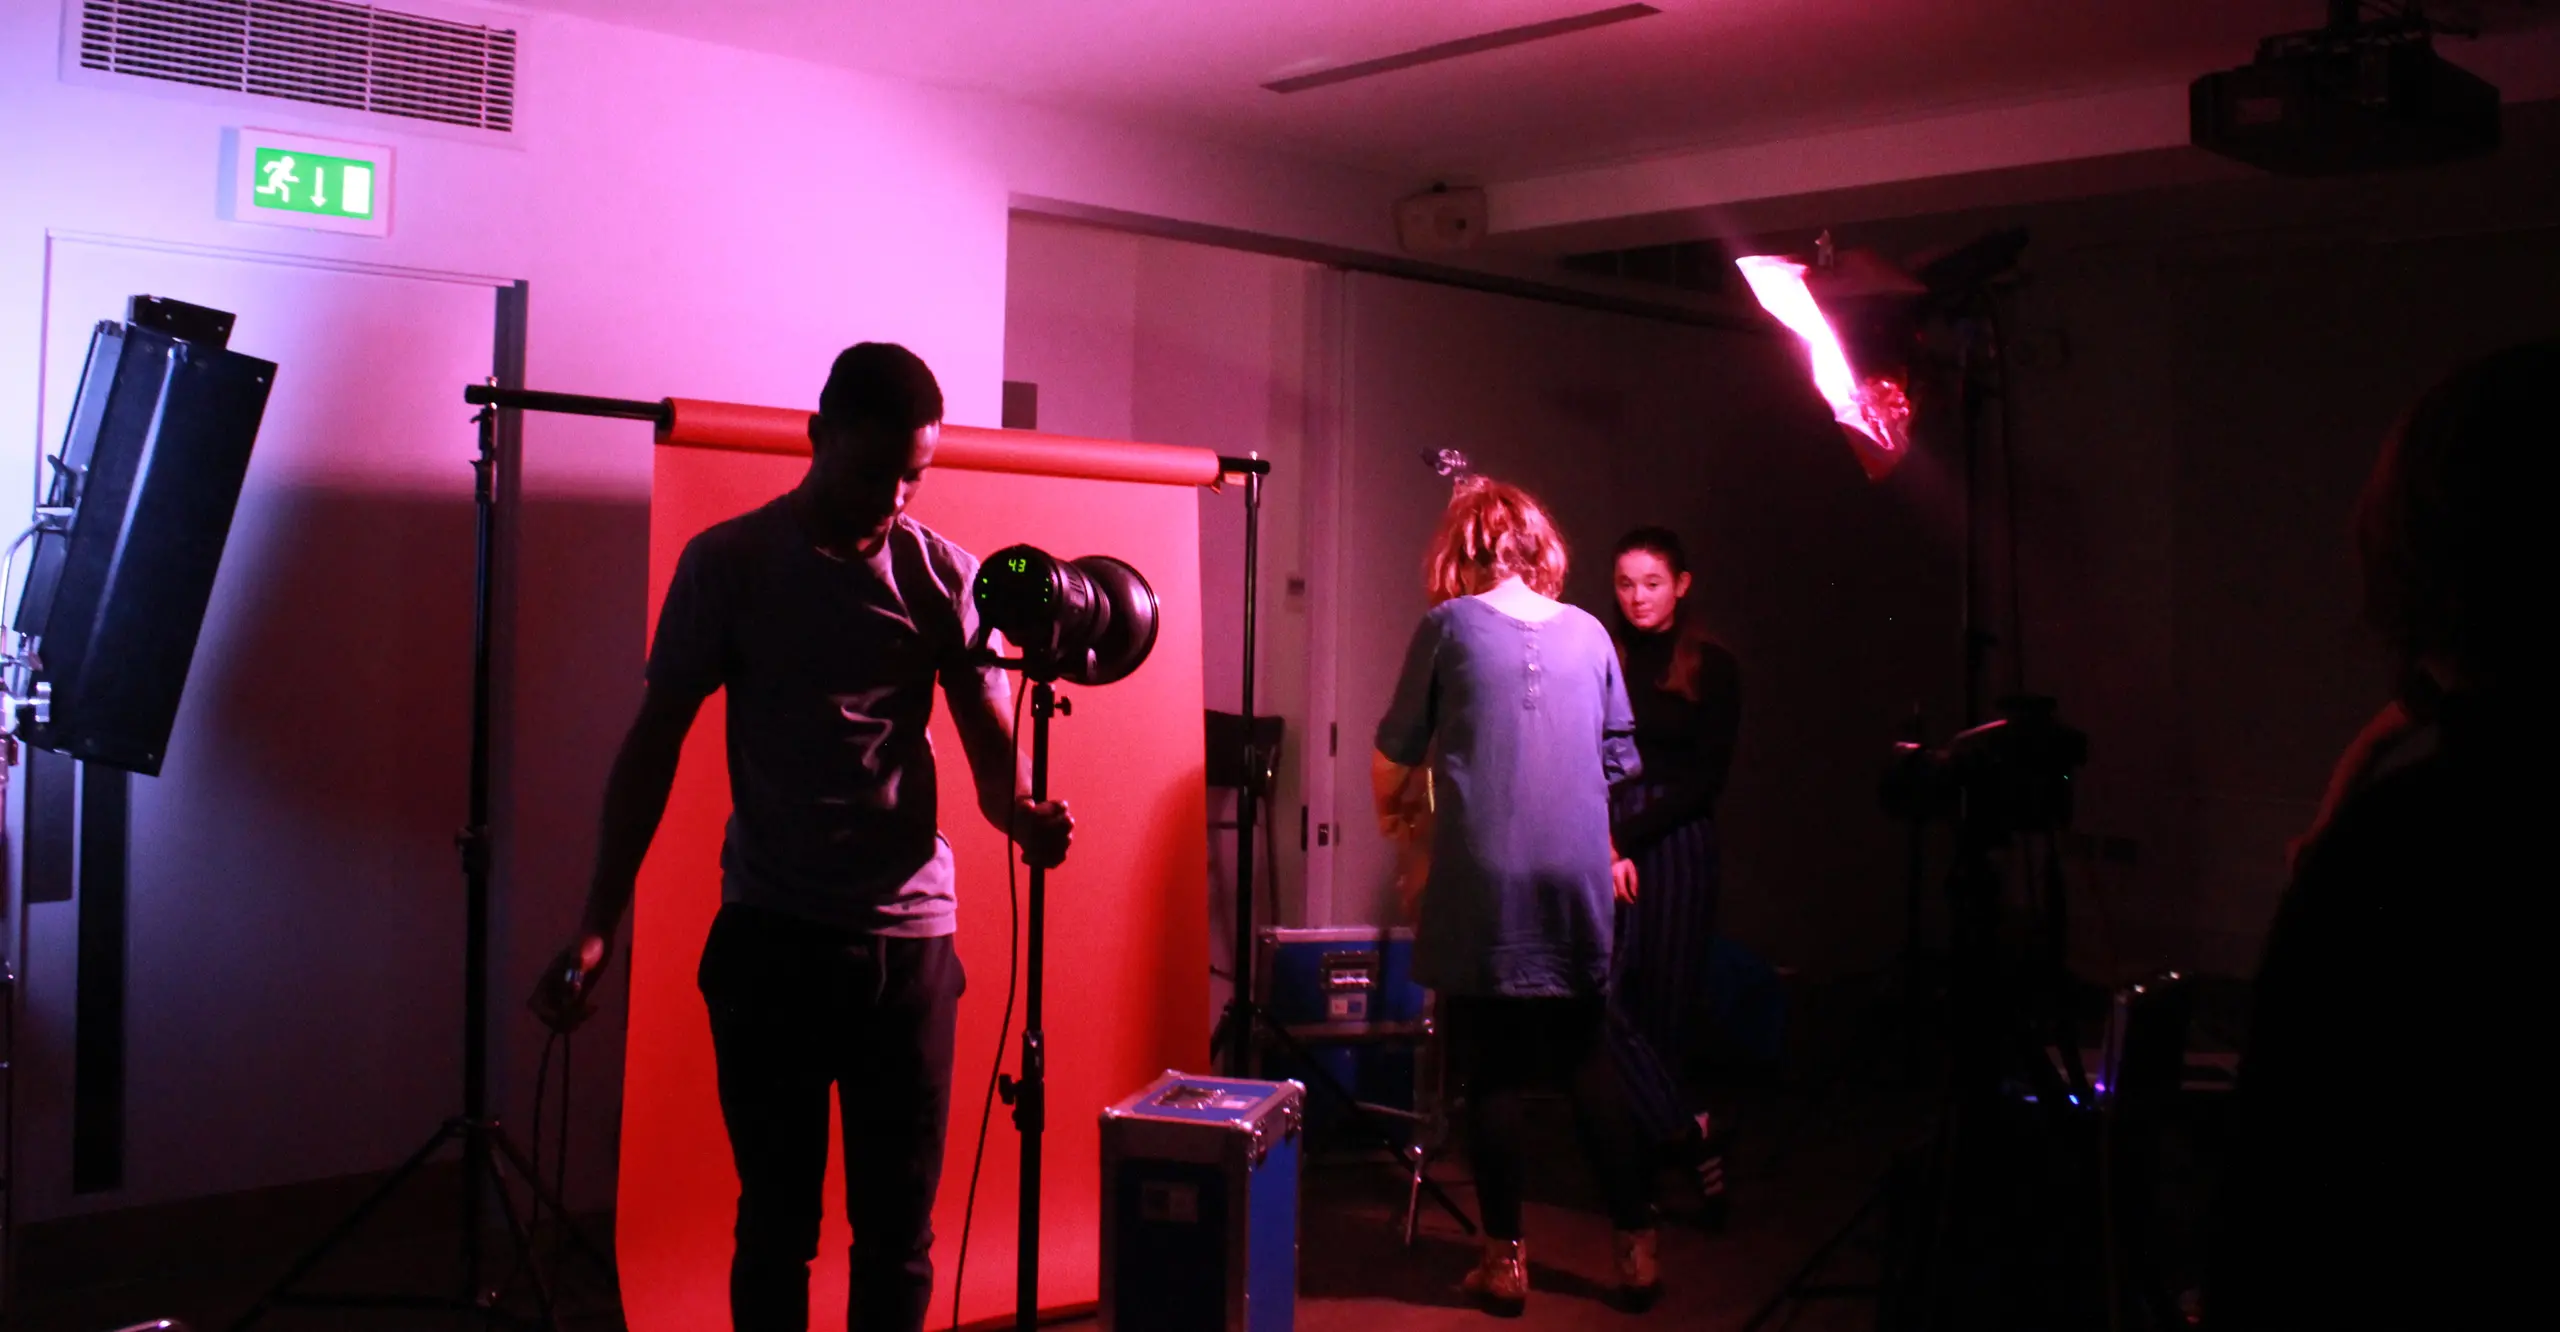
[0, 0, 1407, 1225]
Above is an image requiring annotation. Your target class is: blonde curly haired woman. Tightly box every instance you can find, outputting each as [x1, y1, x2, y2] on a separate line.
[1373, 477, 1660, 1314]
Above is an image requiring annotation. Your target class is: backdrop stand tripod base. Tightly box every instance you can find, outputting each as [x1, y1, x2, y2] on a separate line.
[228, 1115, 615, 1331]
[233, 383, 627, 1332]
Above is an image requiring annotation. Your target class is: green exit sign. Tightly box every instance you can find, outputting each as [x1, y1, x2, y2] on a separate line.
[252, 147, 377, 218]
[228, 128, 393, 237]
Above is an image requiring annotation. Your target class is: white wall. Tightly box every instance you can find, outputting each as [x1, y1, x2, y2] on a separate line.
[1001, 217, 1319, 1027]
[14, 240, 504, 1227]
[1, 0, 1407, 1222]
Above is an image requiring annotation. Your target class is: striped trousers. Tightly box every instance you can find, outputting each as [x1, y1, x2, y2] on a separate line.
[1607, 784, 1722, 1147]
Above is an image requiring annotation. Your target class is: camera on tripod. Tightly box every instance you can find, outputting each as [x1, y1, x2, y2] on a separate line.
[1879, 694, 2088, 837]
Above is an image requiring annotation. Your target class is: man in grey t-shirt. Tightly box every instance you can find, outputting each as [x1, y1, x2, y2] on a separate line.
[532, 343, 1070, 1332]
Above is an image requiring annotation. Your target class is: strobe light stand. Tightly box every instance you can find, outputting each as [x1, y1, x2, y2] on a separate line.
[1003, 677, 1061, 1332]
[966, 540, 1178, 1332]
[232, 388, 641, 1330]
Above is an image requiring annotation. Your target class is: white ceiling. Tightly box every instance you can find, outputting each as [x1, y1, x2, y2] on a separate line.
[503, 0, 2559, 181]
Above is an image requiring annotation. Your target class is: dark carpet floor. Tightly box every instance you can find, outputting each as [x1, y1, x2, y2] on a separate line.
[9, 975, 2075, 1332]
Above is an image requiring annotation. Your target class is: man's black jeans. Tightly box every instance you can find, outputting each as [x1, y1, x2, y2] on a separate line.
[698, 903, 964, 1332]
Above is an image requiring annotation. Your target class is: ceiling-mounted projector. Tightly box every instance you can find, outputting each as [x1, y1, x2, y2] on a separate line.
[2190, 1, 2500, 176]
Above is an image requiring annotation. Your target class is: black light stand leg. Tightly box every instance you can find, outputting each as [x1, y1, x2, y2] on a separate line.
[486, 1123, 621, 1282]
[484, 1143, 558, 1329]
[229, 1119, 464, 1328]
[1245, 1001, 1476, 1238]
[1739, 1177, 1888, 1332]
[1014, 681, 1059, 1332]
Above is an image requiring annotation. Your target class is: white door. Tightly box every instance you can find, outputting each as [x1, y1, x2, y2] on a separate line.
[14, 238, 500, 1220]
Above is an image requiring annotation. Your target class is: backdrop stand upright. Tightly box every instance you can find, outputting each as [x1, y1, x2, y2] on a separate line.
[230, 390, 636, 1332]
[1206, 467, 1478, 1241]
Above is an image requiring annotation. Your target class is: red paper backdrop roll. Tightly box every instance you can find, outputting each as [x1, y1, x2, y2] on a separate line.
[660, 397, 1225, 486]
[618, 441, 1210, 1330]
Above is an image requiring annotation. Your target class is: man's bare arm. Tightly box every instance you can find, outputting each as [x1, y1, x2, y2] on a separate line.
[530, 684, 701, 1031]
[949, 675, 1072, 868]
[949, 674, 1032, 827]
[579, 686, 703, 954]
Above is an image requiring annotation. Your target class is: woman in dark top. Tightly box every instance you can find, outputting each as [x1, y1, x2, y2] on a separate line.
[2202, 341, 2553, 1330]
[1606, 527, 1741, 1210]
[1374, 477, 1661, 1314]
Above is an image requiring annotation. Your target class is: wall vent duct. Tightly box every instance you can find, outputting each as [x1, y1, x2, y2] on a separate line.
[77, 0, 517, 132]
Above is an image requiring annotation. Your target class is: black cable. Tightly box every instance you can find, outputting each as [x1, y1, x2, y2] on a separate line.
[501, 1024, 583, 1319]
[504, 1027, 563, 1310]
[950, 680, 1029, 1332]
[530, 1031, 554, 1202]
[557, 1031, 574, 1276]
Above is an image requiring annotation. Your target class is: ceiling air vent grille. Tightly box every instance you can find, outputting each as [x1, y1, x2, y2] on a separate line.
[77, 0, 517, 132]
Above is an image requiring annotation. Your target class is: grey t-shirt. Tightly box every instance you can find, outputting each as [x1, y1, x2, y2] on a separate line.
[1375, 596, 1640, 998]
[646, 500, 1006, 937]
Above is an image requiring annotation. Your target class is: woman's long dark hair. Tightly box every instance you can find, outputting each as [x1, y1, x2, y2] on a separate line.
[1608, 526, 1716, 701]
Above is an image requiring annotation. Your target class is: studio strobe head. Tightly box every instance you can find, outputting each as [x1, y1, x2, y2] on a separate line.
[971, 544, 1159, 685]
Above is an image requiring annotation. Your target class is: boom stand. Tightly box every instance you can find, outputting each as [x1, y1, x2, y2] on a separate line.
[1206, 467, 1476, 1240]
[232, 390, 633, 1330]
[1744, 298, 2014, 1332]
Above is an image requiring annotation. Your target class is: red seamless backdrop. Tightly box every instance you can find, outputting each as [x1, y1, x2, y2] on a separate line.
[619, 438, 1212, 1329]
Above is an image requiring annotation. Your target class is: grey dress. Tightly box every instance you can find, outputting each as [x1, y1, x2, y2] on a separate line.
[1375, 596, 1641, 998]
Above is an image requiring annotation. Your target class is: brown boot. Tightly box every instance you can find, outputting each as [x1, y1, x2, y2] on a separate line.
[1613, 1228, 1662, 1311]
[1463, 1237, 1528, 1316]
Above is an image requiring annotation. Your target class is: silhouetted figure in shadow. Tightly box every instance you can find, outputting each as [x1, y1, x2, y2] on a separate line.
[2204, 340, 2556, 1330]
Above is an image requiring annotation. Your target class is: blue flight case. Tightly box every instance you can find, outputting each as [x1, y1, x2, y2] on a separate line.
[1099, 1072, 1303, 1332]
[1253, 926, 1429, 1145]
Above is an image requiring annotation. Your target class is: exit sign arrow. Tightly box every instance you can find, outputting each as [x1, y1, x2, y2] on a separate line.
[228, 129, 393, 238]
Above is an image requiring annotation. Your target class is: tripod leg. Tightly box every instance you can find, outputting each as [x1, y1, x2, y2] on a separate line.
[486, 1124, 618, 1283]
[1737, 1172, 1887, 1332]
[1246, 1004, 1477, 1236]
[228, 1118, 467, 1332]
[477, 1136, 560, 1331]
[1401, 1144, 1428, 1247]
